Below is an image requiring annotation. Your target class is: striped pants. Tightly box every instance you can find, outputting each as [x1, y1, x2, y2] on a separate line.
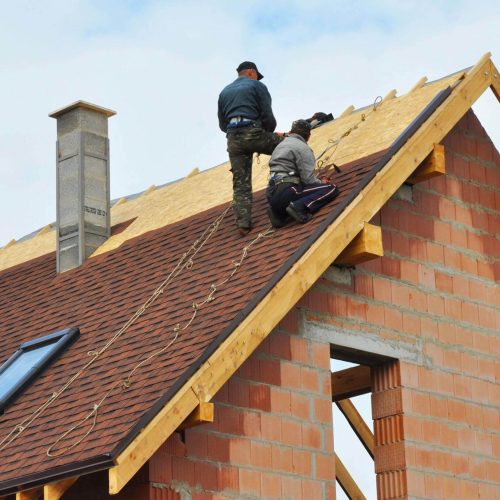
[267, 181, 339, 218]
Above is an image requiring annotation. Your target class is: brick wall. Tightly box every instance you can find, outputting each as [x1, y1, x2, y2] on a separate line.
[62, 110, 497, 499]
[302, 110, 499, 499]
[141, 310, 335, 499]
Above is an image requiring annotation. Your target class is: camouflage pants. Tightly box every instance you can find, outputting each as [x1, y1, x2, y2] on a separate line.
[227, 126, 283, 228]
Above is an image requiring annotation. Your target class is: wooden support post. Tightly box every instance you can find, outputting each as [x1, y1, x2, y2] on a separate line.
[336, 399, 375, 458]
[407, 143, 445, 184]
[43, 477, 78, 500]
[16, 488, 42, 500]
[335, 453, 366, 500]
[335, 223, 383, 266]
[178, 402, 214, 430]
[409, 76, 428, 93]
[331, 365, 371, 401]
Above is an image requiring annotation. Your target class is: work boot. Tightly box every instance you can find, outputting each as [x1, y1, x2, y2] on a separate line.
[238, 226, 251, 236]
[286, 202, 312, 224]
[266, 206, 290, 228]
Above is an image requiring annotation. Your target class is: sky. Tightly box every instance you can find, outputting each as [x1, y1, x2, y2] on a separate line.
[0, 0, 499, 248]
[0, 1, 498, 497]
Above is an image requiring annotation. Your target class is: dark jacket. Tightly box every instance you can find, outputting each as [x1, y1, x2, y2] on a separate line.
[218, 76, 277, 133]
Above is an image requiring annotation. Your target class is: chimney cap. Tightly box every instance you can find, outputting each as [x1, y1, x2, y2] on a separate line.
[49, 100, 116, 119]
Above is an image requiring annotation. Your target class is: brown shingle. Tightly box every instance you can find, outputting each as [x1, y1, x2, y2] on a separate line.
[0, 151, 384, 489]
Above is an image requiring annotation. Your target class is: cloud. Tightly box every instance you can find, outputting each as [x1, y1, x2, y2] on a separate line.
[0, 0, 498, 247]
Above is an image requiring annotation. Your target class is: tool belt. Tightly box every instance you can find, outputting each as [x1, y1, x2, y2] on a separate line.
[269, 173, 301, 186]
[227, 116, 255, 129]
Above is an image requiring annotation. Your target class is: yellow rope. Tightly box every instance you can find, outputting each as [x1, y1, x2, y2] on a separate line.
[0, 204, 232, 453]
[46, 225, 274, 457]
[315, 96, 382, 172]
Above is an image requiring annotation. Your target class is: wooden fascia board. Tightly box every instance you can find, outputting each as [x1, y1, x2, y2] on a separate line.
[336, 399, 375, 458]
[178, 402, 214, 430]
[489, 59, 500, 103]
[108, 53, 493, 495]
[335, 222, 383, 266]
[331, 365, 371, 401]
[43, 477, 78, 500]
[406, 143, 445, 185]
[335, 453, 366, 499]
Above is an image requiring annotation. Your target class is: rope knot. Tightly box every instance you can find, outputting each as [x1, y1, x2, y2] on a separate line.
[173, 324, 181, 332]
[186, 259, 194, 269]
[87, 350, 98, 357]
[192, 302, 199, 311]
[122, 380, 131, 389]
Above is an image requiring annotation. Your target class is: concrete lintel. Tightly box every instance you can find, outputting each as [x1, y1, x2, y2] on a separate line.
[304, 320, 424, 365]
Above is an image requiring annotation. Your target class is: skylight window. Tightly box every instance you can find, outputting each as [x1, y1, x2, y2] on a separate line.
[0, 327, 79, 413]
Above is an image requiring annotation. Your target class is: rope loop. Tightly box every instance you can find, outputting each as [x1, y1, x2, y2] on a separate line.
[373, 95, 383, 110]
[186, 259, 194, 270]
[87, 350, 98, 357]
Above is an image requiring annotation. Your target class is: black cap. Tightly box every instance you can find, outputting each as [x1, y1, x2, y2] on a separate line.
[236, 61, 264, 80]
[291, 119, 312, 138]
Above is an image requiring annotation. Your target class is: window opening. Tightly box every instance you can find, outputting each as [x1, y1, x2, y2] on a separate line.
[331, 358, 375, 500]
[0, 327, 79, 413]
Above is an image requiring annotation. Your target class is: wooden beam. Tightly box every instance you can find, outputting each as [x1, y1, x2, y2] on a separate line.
[332, 365, 371, 401]
[43, 477, 78, 500]
[339, 105, 355, 118]
[16, 488, 41, 500]
[178, 402, 214, 430]
[336, 399, 374, 458]
[382, 89, 397, 103]
[490, 59, 500, 103]
[335, 453, 366, 500]
[409, 76, 428, 93]
[108, 53, 493, 495]
[335, 223, 383, 266]
[407, 143, 445, 184]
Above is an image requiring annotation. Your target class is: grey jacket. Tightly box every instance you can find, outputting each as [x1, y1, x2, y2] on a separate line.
[269, 134, 320, 184]
[218, 76, 277, 133]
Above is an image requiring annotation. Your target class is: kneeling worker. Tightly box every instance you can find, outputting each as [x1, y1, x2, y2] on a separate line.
[266, 119, 339, 227]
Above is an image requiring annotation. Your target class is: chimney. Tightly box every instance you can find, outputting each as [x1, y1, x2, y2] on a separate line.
[49, 101, 116, 273]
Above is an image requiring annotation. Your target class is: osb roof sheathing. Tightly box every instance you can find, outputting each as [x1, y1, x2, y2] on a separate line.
[0, 71, 463, 272]
[0, 54, 498, 494]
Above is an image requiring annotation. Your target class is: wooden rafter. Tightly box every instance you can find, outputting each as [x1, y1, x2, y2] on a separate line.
[335, 223, 383, 266]
[107, 53, 494, 495]
[43, 477, 78, 500]
[409, 76, 428, 93]
[339, 105, 355, 118]
[331, 365, 371, 401]
[382, 89, 397, 103]
[335, 453, 366, 500]
[178, 402, 214, 430]
[407, 143, 445, 185]
[336, 399, 374, 458]
[16, 488, 41, 500]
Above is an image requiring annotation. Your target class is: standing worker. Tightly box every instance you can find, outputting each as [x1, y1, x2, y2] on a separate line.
[218, 61, 284, 235]
[266, 120, 340, 227]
